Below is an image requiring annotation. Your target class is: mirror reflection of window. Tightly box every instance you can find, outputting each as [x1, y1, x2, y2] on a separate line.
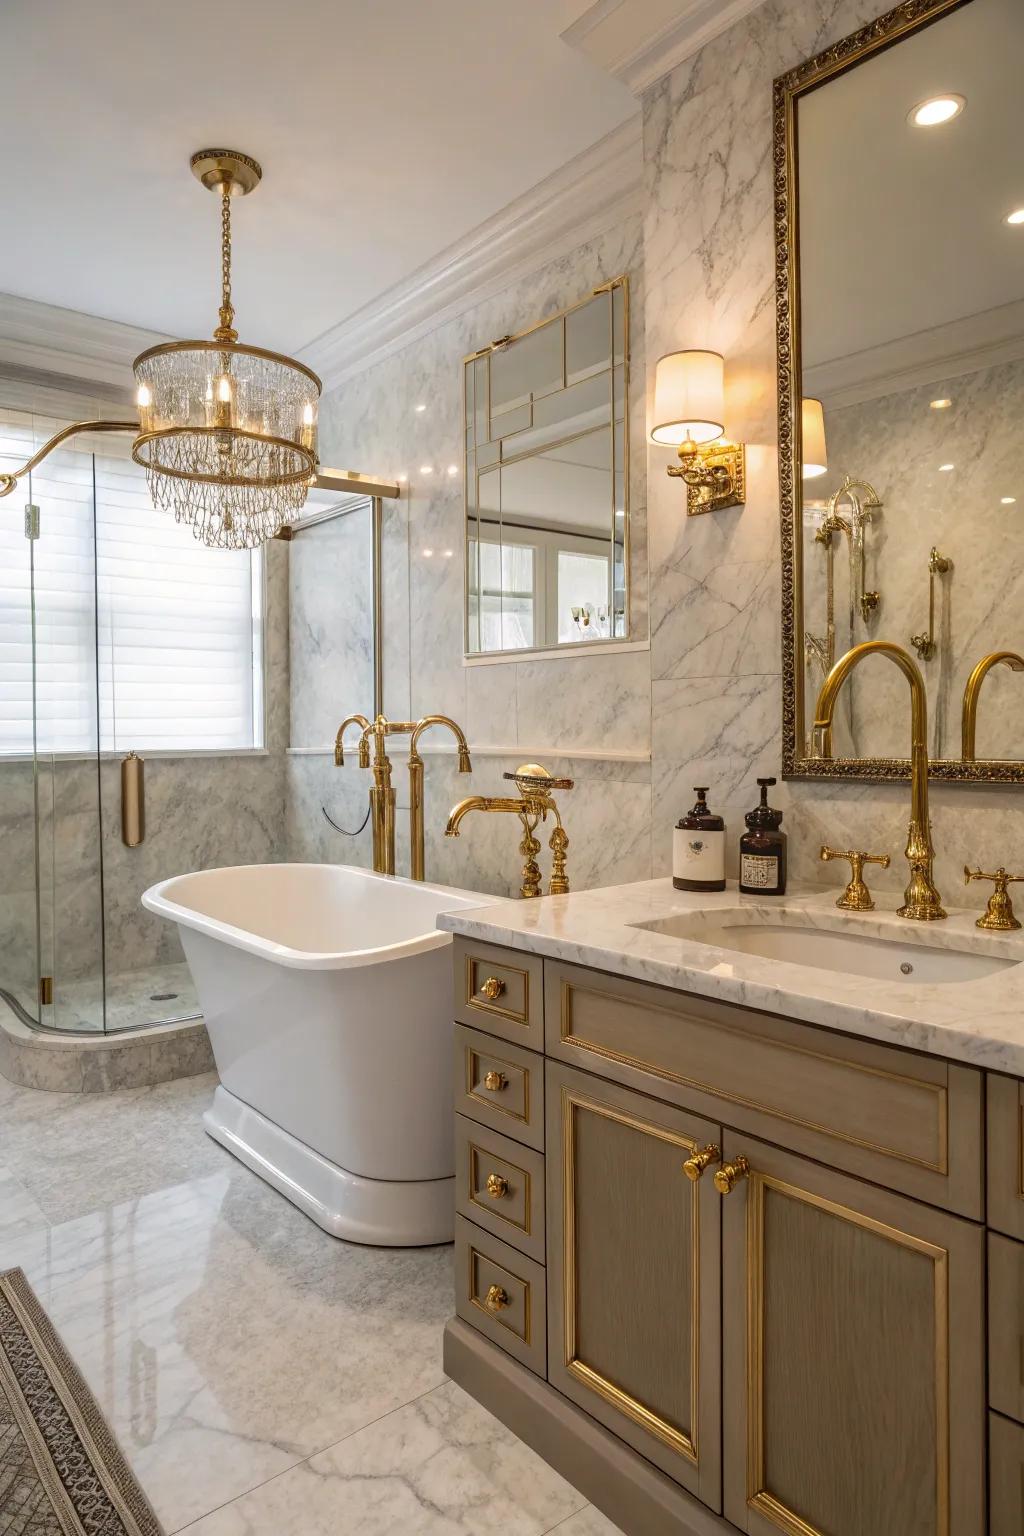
[558, 550, 611, 643]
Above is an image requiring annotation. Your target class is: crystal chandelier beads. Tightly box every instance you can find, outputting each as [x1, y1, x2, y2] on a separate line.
[131, 150, 320, 549]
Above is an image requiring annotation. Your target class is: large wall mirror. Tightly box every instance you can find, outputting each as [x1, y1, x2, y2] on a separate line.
[777, 0, 1024, 781]
[464, 277, 629, 656]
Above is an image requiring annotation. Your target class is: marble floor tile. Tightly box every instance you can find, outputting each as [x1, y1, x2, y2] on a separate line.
[0, 1165, 48, 1237]
[179, 1380, 588, 1536]
[546, 1507, 626, 1536]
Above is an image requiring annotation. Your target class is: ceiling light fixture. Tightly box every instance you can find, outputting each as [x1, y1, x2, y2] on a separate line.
[420, 465, 433, 475]
[1002, 496, 1017, 505]
[909, 94, 965, 127]
[930, 398, 952, 410]
[415, 404, 427, 413]
[1006, 209, 1024, 226]
[938, 463, 955, 472]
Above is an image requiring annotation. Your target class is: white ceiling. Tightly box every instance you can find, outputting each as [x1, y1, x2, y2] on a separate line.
[0, 0, 635, 355]
[798, 0, 1024, 373]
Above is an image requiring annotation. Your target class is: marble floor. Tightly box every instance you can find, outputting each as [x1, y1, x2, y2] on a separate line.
[0, 1069, 622, 1535]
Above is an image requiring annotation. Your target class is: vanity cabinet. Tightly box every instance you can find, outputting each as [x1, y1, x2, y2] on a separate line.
[446, 938, 1000, 1536]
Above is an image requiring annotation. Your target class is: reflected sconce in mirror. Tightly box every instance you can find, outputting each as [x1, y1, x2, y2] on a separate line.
[650, 350, 746, 515]
[801, 398, 828, 479]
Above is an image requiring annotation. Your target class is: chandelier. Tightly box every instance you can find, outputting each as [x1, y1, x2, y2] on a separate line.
[131, 149, 321, 549]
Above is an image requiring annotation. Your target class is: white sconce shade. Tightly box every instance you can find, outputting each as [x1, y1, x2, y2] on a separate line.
[801, 397, 828, 479]
[651, 351, 725, 446]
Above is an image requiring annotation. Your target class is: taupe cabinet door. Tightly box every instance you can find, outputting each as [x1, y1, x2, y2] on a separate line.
[546, 1060, 722, 1510]
[720, 1133, 985, 1536]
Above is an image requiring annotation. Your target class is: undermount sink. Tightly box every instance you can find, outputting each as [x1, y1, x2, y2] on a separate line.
[632, 913, 1020, 984]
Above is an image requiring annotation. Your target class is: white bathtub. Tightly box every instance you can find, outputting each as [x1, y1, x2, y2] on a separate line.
[142, 864, 494, 1246]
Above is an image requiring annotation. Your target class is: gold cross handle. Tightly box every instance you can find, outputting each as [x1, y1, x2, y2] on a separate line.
[963, 866, 1024, 931]
[820, 846, 891, 911]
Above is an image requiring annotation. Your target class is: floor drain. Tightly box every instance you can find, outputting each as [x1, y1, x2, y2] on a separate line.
[150, 992, 178, 1002]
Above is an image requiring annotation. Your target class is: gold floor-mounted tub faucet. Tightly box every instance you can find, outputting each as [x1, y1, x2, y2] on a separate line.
[446, 763, 573, 898]
[333, 711, 472, 879]
[812, 641, 945, 921]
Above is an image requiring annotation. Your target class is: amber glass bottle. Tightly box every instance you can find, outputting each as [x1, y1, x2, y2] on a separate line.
[738, 777, 787, 896]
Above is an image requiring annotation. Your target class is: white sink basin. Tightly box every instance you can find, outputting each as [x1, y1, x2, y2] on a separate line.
[632, 913, 1019, 984]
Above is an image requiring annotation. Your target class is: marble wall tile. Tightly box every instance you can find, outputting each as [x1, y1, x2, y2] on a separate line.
[515, 649, 651, 756]
[289, 510, 374, 749]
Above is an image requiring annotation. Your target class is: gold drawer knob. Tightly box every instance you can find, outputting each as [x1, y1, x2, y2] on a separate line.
[480, 976, 506, 1001]
[714, 1155, 751, 1195]
[682, 1144, 721, 1182]
[483, 1070, 508, 1093]
[485, 1172, 510, 1199]
[484, 1283, 510, 1312]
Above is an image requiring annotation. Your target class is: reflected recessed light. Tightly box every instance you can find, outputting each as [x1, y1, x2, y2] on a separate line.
[1002, 496, 1017, 505]
[1006, 209, 1024, 226]
[930, 398, 952, 410]
[419, 464, 433, 474]
[909, 94, 965, 127]
[938, 463, 955, 472]
[422, 548, 434, 557]
[443, 549, 454, 558]
[414, 403, 427, 413]
[447, 464, 458, 477]
[396, 473, 407, 483]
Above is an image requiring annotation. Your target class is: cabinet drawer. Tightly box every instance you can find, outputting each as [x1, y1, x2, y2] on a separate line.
[990, 1412, 1024, 1535]
[455, 1115, 545, 1263]
[454, 1024, 544, 1151]
[546, 959, 982, 1217]
[454, 1214, 546, 1377]
[989, 1234, 1024, 1424]
[454, 938, 543, 1049]
[987, 1074, 1024, 1240]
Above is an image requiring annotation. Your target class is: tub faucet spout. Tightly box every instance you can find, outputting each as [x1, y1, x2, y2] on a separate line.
[409, 716, 472, 881]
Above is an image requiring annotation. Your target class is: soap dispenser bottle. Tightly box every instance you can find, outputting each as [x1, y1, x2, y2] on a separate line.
[739, 776, 787, 896]
[673, 787, 726, 892]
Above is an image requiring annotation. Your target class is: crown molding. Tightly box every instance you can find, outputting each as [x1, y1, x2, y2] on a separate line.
[299, 117, 642, 393]
[560, 0, 770, 96]
[807, 299, 1024, 411]
[0, 292, 169, 392]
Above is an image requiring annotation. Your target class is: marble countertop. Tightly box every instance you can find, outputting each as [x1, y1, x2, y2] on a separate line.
[439, 878, 1024, 1076]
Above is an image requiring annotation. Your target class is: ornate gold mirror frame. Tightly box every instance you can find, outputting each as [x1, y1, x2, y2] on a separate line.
[774, 0, 1024, 782]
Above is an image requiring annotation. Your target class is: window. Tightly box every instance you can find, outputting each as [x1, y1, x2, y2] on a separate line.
[467, 522, 611, 651]
[0, 408, 264, 755]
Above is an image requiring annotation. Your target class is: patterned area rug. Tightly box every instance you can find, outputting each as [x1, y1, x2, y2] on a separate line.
[0, 1268, 163, 1535]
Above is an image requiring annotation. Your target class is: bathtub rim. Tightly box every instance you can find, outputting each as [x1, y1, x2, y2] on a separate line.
[142, 863, 501, 971]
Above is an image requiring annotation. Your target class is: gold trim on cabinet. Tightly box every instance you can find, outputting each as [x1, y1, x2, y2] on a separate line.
[464, 1047, 531, 1127]
[560, 981, 949, 1174]
[744, 1172, 950, 1536]
[560, 1085, 700, 1464]
[1018, 1096, 1024, 1203]
[772, 0, 1016, 782]
[468, 1144, 532, 1236]
[467, 1244, 532, 1345]
[465, 955, 531, 1026]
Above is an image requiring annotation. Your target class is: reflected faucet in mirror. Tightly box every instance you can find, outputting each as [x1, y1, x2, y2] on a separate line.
[446, 763, 573, 898]
[812, 641, 946, 921]
[334, 711, 472, 880]
[961, 652, 1024, 761]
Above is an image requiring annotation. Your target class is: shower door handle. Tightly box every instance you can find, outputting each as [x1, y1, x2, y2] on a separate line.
[121, 751, 145, 847]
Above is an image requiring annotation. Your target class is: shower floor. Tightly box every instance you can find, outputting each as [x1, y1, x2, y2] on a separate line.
[3, 960, 199, 1034]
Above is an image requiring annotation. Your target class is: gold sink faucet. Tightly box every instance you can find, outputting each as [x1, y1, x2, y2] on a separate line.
[334, 710, 472, 879]
[446, 763, 573, 898]
[961, 651, 1024, 761]
[812, 641, 946, 921]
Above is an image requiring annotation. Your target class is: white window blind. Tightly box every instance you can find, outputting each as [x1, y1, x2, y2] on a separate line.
[0, 407, 263, 756]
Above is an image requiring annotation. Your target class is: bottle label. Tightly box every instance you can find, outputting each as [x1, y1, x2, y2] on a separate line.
[741, 853, 779, 890]
[674, 827, 725, 883]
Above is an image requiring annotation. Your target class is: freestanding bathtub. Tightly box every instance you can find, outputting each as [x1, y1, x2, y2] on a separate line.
[142, 864, 492, 1246]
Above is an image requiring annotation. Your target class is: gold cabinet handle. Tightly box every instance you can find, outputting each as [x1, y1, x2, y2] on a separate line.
[480, 976, 506, 1001]
[484, 1283, 509, 1311]
[482, 1070, 507, 1092]
[714, 1155, 751, 1195]
[682, 1143, 721, 1182]
[485, 1173, 510, 1199]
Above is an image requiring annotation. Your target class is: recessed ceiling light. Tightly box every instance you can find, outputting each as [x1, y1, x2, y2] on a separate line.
[443, 549, 454, 558]
[422, 548, 433, 557]
[419, 465, 433, 474]
[930, 398, 952, 410]
[1002, 496, 1017, 505]
[909, 94, 965, 127]
[414, 403, 427, 413]
[938, 463, 955, 472]
[1006, 209, 1024, 226]
[396, 473, 407, 483]
[447, 465, 458, 477]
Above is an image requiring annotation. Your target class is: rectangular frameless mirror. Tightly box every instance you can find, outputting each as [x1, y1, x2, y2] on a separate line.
[464, 277, 629, 656]
[776, 0, 1024, 782]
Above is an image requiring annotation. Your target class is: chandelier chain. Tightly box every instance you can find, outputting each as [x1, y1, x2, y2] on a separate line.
[215, 184, 237, 343]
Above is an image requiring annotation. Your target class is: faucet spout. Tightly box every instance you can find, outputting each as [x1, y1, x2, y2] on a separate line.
[961, 651, 1024, 761]
[408, 714, 473, 879]
[813, 640, 945, 920]
[334, 714, 371, 768]
[445, 796, 521, 837]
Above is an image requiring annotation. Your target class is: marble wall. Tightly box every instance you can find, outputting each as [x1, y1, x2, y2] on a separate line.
[287, 0, 1024, 909]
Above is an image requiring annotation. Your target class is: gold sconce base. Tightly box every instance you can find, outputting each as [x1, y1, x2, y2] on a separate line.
[667, 442, 746, 516]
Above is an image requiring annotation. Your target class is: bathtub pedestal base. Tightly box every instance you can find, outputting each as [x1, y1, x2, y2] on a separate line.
[203, 1086, 454, 1247]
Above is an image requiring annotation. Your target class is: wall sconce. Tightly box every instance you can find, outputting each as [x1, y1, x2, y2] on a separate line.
[802, 397, 828, 479]
[650, 350, 746, 515]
